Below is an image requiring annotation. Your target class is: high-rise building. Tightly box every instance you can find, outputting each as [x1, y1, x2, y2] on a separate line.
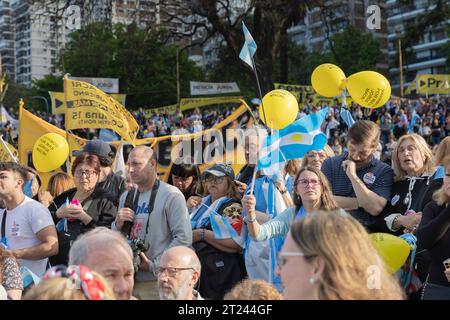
[12, 0, 71, 86]
[288, 0, 389, 74]
[386, 0, 449, 94]
[3, 0, 197, 86]
[0, 0, 15, 81]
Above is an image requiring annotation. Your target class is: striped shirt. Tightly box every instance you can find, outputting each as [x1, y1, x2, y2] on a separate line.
[322, 152, 393, 231]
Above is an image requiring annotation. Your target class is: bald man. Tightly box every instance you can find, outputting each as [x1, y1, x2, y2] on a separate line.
[112, 146, 192, 299]
[157, 246, 203, 300]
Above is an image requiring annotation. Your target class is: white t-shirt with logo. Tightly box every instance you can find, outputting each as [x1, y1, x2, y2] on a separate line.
[0, 196, 55, 277]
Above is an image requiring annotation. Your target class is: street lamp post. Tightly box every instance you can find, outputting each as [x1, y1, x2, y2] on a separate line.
[176, 48, 180, 103]
[396, 30, 404, 98]
[30, 96, 50, 114]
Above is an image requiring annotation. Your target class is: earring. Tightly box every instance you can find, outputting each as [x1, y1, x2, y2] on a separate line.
[309, 277, 315, 284]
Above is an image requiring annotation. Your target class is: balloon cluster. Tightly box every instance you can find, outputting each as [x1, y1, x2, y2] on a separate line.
[32, 133, 69, 172]
[311, 63, 391, 109]
[256, 63, 391, 131]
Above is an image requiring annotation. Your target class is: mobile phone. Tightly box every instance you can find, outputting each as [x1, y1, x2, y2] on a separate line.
[70, 199, 80, 206]
[443, 257, 450, 270]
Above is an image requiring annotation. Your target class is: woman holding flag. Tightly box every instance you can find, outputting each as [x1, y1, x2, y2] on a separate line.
[242, 166, 338, 242]
[190, 163, 247, 300]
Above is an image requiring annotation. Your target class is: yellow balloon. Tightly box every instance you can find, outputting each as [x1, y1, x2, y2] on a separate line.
[259, 89, 298, 130]
[346, 71, 391, 109]
[32, 133, 69, 173]
[370, 233, 410, 274]
[311, 63, 346, 97]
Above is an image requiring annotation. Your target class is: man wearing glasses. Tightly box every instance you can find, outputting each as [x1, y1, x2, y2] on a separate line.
[321, 120, 394, 232]
[112, 146, 192, 299]
[157, 246, 203, 300]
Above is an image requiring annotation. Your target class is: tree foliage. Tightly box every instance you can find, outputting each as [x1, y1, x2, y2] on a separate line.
[328, 26, 382, 75]
[55, 22, 205, 108]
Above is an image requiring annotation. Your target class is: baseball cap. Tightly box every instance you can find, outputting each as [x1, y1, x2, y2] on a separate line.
[202, 163, 235, 180]
[74, 139, 113, 158]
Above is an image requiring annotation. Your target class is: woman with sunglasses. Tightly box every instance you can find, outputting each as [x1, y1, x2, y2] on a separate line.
[242, 166, 338, 241]
[48, 153, 117, 265]
[277, 210, 404, 300]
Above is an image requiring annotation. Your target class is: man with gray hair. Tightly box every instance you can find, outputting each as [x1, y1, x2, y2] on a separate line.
[157, 246, 203, 300]
[68, 227, 135, 300]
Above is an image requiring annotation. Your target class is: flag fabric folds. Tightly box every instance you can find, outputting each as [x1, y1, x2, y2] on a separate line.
[239, 22, 257, 69]
[257, 107, 329, 172]
[340, 107, 355, 128]
[113, 143, 126, 179]
[64, 78, 139, 142]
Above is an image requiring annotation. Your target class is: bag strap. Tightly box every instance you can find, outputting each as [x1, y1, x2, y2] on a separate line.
[144, 180, 160, 239]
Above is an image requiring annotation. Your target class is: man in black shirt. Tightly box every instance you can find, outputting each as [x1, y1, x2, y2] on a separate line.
[76, 139, 126, 206]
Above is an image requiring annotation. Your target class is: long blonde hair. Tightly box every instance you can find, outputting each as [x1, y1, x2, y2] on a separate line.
[435, 137, 450, 166]
[433, 157, 450, 206]
[392, 134, 435, 182]
[290, 210, 405, 300]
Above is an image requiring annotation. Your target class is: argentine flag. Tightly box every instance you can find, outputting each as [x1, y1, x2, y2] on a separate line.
[239, 22, 257, 69]
[210, 213, 238, 239]
[408, 110, 420, 133]
[257, 107, 329, 172]
[340, 107, 355, 128]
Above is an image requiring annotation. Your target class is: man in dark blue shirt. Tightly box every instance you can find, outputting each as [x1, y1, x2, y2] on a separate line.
[322, 120, 394, 232]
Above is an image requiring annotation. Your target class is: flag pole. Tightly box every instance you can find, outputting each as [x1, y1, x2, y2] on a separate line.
[249, 54, 268, 127]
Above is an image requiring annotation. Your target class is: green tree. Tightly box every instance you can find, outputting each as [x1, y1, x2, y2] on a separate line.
[3, 82, 33, 112]
[56, 22, 205, 108]
[328, 26, 382, 75]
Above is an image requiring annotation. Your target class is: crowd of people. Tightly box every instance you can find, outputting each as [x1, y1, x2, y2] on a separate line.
[0, 94, 449, 301]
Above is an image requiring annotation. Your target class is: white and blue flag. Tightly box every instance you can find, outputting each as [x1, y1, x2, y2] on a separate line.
[340, 107, 355, 128]
[239, 22, 257, 69]
[257, 107, 329, 173]
[408, 110, 420, 133]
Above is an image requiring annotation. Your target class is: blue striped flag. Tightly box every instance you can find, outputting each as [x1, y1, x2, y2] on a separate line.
[210, 212, 238, 239]
[340, 107, 355, 128]
[239, 22, 257, 69]
[257, 107, 329, 172]
[408, 110, 420, 133]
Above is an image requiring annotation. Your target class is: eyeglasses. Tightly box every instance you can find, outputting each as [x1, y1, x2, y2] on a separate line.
[295, 179, 322, 188]
[74, 170, 97, 178]
[203, 176, 226, 184]
[277, 252, 305, 267]
[156, 266, 195, 277]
